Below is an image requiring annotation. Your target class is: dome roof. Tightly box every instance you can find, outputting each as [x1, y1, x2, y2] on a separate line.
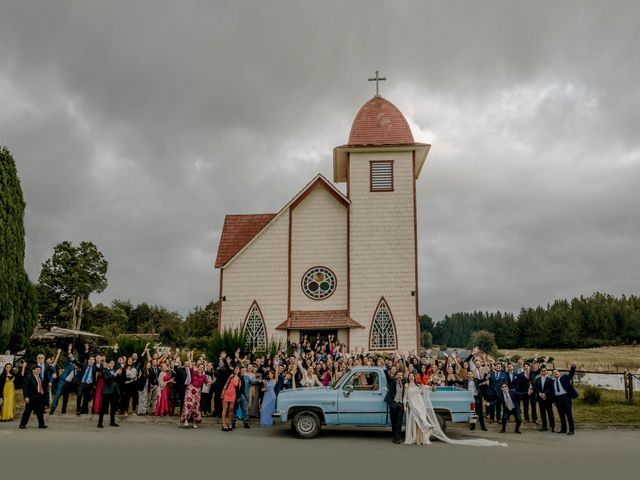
[348, 96, 414, 146]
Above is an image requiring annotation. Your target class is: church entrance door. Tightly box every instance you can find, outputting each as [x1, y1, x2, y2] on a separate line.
[300, 330, 337, 346]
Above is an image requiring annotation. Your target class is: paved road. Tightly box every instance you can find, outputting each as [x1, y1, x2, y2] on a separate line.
[0, 418, 636, 478]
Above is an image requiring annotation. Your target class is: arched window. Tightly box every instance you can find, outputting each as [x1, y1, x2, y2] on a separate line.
[244, 301, 266, 351]
[369, 297, 397, 350]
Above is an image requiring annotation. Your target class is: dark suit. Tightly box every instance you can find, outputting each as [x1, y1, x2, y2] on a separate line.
[487, 371, 507, 421]
[98, 367, 121, 427]
[463, 378, 486, 430]
[533, 374, 555, 430]
[498, 389, 522, 432]
[384, 370, 405, 442]
[76, 363, 96, 414]
[553, 366, 578, 433]
[514, 370, 537, 422]
[20, 373, 46, 428]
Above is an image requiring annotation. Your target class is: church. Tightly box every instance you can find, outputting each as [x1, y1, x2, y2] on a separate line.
[214, 87, 430, 353]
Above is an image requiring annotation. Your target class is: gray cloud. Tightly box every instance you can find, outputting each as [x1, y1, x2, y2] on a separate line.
[1, 0, 638, 320]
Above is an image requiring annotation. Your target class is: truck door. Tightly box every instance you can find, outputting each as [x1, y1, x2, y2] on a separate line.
[337, 370, 386, 425]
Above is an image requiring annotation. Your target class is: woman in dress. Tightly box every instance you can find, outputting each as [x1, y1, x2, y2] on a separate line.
[92, 355, 104, 414]
[416, 363, 431, 386]
[155, 363, 174, 416]
[137, 361, 150, 415]
[0, 363, 16, 421]
[181, 359, 211, 428]
[259, 369, 278, 427]
[403, 372, 507, 448]
[220, 365, 240, 431]
[121, 357, 138, 415]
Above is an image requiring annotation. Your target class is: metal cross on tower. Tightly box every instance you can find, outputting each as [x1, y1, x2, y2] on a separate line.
[368, 70, 387, 96]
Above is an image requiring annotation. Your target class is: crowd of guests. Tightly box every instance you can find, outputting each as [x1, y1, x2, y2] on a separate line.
[1, 337, 578, 437]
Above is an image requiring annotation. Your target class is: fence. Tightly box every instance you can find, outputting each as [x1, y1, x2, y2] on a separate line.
[570, 369, 640, 404]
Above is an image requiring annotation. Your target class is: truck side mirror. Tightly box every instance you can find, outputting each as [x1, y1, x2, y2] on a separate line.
[343, 384, 354, 397]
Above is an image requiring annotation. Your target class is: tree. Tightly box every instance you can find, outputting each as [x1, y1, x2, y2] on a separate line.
[0, 147, 37, 351]
[184, 301, 218, 338]
[38, 241, 108, 331]
[469, 330, 498, 357]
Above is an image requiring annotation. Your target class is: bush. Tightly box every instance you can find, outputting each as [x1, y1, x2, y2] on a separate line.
[207, 327, 246, 362]
[469, 330, 498, 357]
[116, 335, 151, 358]
[581, 386, 602, 405]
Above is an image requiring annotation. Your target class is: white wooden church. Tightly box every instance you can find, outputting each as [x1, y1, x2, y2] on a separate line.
[215, 88, 430, 353]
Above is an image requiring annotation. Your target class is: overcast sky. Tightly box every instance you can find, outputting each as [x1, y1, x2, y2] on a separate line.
[1, 1, 639, 321]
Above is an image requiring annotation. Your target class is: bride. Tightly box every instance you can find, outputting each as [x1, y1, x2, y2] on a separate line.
[403, 372, 507, 447]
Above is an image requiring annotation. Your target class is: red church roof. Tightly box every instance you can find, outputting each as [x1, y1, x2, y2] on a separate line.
[348, 96, 414, 146]
[276, 310, 365, 330]
[214, 214, 276, 268]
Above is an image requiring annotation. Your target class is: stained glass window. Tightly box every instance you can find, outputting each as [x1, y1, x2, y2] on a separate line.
[370, 298, 396, 349]
[244, 302, 266, 351]
[301, 266, 336, 300]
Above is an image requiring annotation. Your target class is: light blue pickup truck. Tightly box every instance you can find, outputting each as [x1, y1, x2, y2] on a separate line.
[273, 366, 478, 438]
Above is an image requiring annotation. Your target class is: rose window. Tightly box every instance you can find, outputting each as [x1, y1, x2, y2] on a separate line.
[302, 267, 336, 300]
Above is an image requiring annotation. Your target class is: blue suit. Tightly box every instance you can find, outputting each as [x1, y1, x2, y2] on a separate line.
[50, 355, 78, 414]
[554, 366, 577, 433]
[486, 371, 507, 421]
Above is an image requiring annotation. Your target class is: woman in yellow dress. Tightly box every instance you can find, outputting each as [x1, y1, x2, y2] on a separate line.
[0, 362, 17, 421]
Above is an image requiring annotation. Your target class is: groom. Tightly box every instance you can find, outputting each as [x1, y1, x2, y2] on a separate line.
[384, 367, 406, 444]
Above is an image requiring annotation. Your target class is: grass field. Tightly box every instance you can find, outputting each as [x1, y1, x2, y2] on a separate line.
[573, 386, 640, 424]
[500, 346, 640, 372]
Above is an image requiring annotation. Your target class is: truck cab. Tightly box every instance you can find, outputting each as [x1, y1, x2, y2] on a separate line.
[273, 366, 477, 439]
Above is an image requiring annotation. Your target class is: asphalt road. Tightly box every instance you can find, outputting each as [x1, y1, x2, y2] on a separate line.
[0, 418, 637, 479]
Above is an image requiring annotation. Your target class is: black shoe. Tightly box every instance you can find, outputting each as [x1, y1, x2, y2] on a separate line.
[539, 428, 548, 431]
[392, 438, 401, 444]
[76, 412, 81, 416]
[515, 430, 522, 434]
[97, 424, 104, 428]
[244, 423, 250, 429]
[39, 425, 48, 429]
[481, 427, 488, 431]
[110, 423, 119, 427]
[19, 425, 26, 429]
[499, 429, 505, 433]
[549, 428, 555, 433]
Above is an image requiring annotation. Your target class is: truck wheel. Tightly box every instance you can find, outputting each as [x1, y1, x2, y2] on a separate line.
[292, 411, 321, 439]
[435, 414, 446, 434]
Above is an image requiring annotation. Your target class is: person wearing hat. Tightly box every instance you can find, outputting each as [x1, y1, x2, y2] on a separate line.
[19, 364, 47, 429]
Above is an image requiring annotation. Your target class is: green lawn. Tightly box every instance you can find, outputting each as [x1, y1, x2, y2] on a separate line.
[573, 386, 640, 424]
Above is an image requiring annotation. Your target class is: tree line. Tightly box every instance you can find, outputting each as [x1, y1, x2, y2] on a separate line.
[422, 293, 640, 349]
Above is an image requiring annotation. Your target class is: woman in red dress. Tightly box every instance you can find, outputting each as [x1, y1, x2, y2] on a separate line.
[220, 366, 240, 432]
[155, 363, 174, 416]
[92, 354, 105, 414]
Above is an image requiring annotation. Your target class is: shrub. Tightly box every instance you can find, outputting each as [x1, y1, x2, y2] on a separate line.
[581, 386, 602, 405]
[468, 330, 498, 357]
[116, 335, 151, 357]
[207, 327, 246, 362]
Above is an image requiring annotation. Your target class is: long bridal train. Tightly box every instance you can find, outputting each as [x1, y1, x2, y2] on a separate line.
[404, 384, 507, 447]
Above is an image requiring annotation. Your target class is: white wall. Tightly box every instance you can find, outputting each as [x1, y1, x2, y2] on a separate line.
[290, 187, 348, 311]
[348, 151, 418, 352]
[221, 211, 289, 345]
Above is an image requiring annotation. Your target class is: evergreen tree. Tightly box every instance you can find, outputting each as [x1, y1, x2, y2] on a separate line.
[0, 147, 37, 351]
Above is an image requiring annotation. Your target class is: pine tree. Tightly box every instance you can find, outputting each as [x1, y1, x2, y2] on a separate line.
[0, 146, 37, 351]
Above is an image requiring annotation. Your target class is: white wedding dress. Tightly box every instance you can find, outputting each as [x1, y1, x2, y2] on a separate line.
[404, 383, 507, 447]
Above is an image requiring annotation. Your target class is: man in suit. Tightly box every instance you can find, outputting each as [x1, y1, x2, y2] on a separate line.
[505, 363, 518, 390]
[19, 365, 47, 429]
[76, 355, 96, 414]
[487, 363, 507, 422]
[515, 363, 536, 423]
[533, 366, 555, 432]
[497, 382, 522, 433]
[148, 358, 160, 413]
[50, 345, 78, 414]
[35, 352, 55, 408]
[384, 367, 406, 444]
[552, 364, 578, 435]
[97, 359, 122, 428]
[464, 370, 487, 431]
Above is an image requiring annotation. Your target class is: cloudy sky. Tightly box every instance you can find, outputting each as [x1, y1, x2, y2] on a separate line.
[1, 1, 638, 321]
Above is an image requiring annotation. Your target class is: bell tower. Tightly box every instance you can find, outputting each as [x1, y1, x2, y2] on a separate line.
[333, 92, 430, 353]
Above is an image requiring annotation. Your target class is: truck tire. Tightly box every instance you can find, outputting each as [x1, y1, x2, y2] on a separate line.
[435, 413, 446, 434]
[292, 411, 321, 439]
